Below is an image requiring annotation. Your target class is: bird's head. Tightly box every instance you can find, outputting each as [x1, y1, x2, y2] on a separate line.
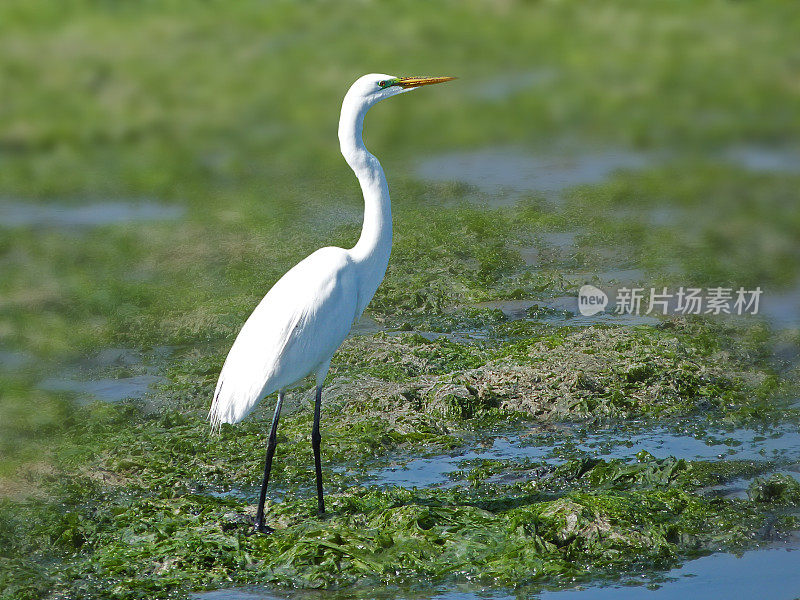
[347, 73, 456, 108]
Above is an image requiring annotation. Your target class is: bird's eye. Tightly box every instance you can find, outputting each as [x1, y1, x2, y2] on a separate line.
[378, 80, 386, 88]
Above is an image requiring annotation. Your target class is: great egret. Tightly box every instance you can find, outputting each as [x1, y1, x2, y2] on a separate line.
[209, 73, 456, 532]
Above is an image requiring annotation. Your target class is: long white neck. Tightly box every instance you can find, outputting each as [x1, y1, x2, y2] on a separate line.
[339, 92, 392, 317]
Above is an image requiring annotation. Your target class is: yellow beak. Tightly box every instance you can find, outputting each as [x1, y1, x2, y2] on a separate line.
[396, 76, 457, 89]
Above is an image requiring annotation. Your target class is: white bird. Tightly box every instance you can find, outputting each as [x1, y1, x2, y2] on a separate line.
[209, 73, 455, 532]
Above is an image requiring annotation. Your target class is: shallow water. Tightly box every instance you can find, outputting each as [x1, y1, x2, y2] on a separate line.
[415, 145, 798, 207]
[703, 468, 800, 500]
[759, 281, 800, 330]
[369, 424, 800, 489]
[194, 593, 274, 600]
[564, 269, 647, 287]
[0, 348, 32, 370]
[33, 346, 173, 402]
[518, 246, 541, 267]
[39, 373, 163, 403]
[540, 231, 582, 250]
[411, 330, 493, 344]
[192, 542, 800, 600]
[563, 275, 796, 331]
[472, 296, 660, 327]
[575, 425, 800, 465]
[203, 487, 256, 502]
[0, 200, 184, 228]
[349, 435, 534, 489]
[416, 148, 650, 204]
[723, 146, 800, 174]
[86, 347, 151, 368]
[540, 543, 800, 600]
[348, 314, 384, 336]
[514, 269, 797, 332]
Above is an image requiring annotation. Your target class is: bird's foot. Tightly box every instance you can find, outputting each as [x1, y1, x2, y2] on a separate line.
[253, 521, 275, 534]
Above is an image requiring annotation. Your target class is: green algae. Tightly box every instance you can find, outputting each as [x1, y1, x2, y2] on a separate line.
[2, 429, 798, 599]
[2, 0, 800, 597]
[563, 167, 800, 291]
[3, 352, 799, 600]
[4, 308, 797, 598]
[560, 453, 689, 490]
[328, 321, 787, 426]
[2, 313, 797, 599]
[678, 459, 778, 491]
[748, 474, 800, 505]
[6, 464, 796, 599]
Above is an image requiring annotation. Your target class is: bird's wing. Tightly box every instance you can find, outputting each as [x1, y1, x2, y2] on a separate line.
[209, 247, 359, 427]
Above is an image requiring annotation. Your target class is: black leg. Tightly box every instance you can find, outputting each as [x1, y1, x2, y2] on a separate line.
[254, 392, 283, 533]
[312, 385, 325, 515]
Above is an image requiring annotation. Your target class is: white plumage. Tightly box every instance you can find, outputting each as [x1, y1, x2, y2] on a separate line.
[207, 73, 455, 530]
[210, 247, 358, 427]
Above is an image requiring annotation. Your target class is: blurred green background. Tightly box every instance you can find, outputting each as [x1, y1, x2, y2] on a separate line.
[1, 0, 798, 353]
[1, 0, 799, 596]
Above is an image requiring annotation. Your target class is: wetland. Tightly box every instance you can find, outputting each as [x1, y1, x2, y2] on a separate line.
[2, 1, 800, 599]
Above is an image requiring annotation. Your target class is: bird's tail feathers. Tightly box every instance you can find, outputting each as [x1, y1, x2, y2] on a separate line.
[208, 375, 264, 432]
[208, 380, 226, 434]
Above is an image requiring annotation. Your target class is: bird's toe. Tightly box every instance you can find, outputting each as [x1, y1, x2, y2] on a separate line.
[253, 522, 275, 535]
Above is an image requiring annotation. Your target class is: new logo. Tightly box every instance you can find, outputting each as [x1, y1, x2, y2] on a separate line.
[578, 285, 608, 316]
